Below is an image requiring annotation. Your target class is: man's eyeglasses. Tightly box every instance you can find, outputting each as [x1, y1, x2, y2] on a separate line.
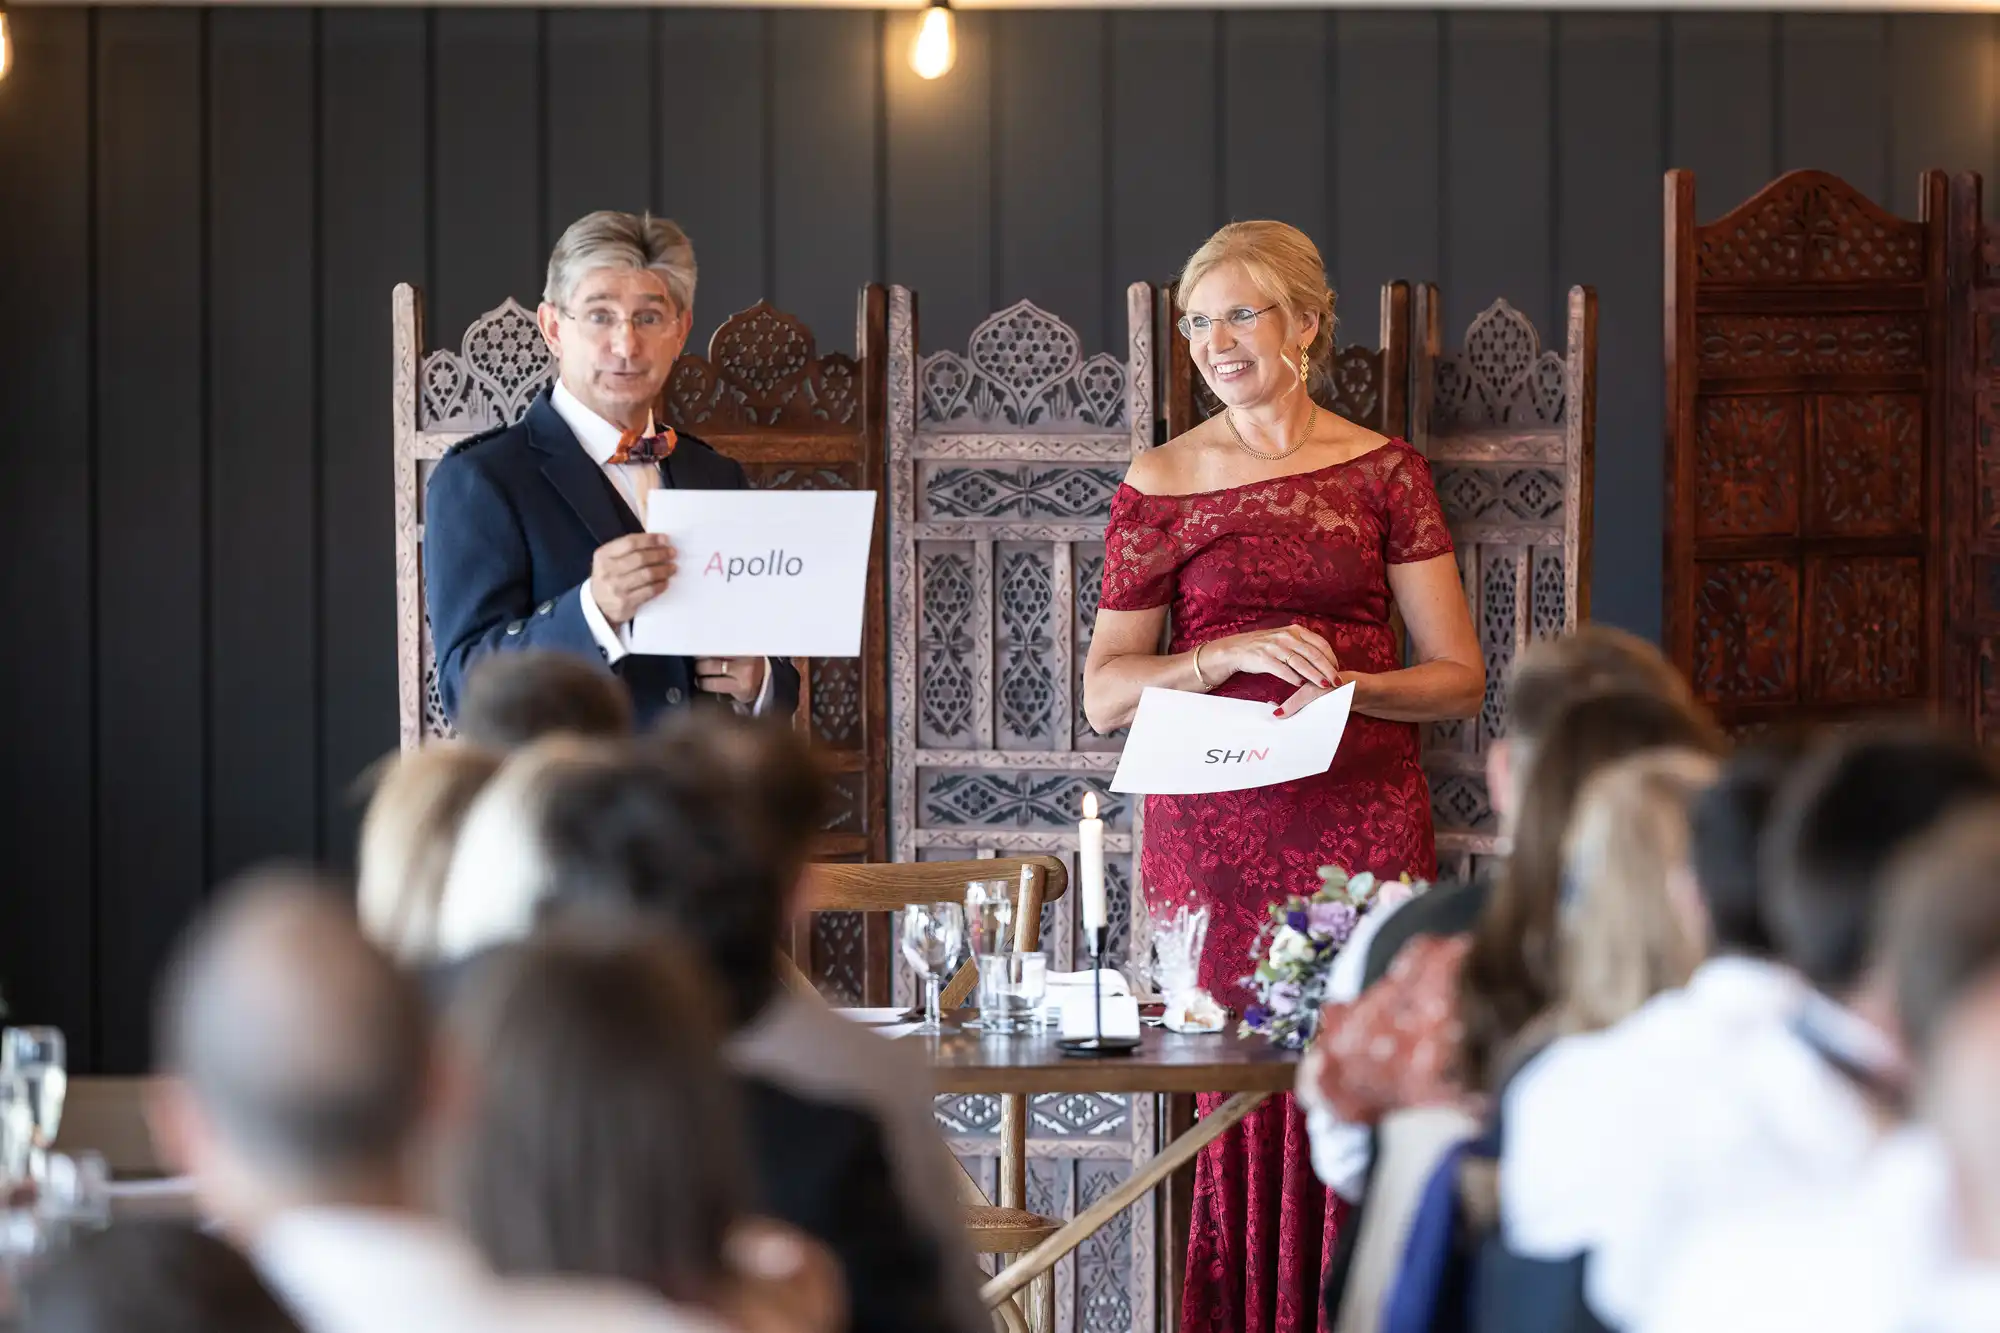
[559, 306, 677, 339]
[1176, 304, 1280, 342]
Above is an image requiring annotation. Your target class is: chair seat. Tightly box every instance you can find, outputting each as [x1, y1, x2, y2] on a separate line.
[964, 1205, 1062, 1254]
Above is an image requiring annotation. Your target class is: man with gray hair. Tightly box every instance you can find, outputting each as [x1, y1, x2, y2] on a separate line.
[147, 868, 723, 1333]
[424, 210, 799, 727]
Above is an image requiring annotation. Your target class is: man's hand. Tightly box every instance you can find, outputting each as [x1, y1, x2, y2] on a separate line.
[589, 533, 676, 624]
[695, 657, 767, 705]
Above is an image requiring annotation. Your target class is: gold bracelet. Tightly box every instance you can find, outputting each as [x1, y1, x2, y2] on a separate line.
[1192, 642, 1211, 689]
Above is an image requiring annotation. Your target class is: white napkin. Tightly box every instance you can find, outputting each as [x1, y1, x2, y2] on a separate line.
[1045, 969, 1131, 996]
[1060, 992, 1142, 1040]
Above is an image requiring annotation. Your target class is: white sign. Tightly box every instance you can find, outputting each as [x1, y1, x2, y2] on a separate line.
[1109, 683, 1355, 795]
[630, 489, 877, 658]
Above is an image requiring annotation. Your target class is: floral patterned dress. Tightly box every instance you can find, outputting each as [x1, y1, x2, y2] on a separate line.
[1098, 439, 1454, 1333]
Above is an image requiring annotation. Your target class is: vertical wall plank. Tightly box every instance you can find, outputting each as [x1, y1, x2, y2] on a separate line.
[1557, 15, 1666, 642]
[1780, 16, 1889, 201]
[320, 10, 426, 869]
[208, 10, 318, 884]
[433, 11, 542, 335]
[1670, 15, 1779, 219]
[887, 8, 994, 355]
[1222, 13, 1331, 252]
[657, 11, 766, 351]
[1443, 13, 1553, 337]
[1888, 15, 1997, 219]
[0, 9, 95, 1065]
[546, 10, 652, 249]
[94, 10, 206, 1073]
[771, 11, 877, 354]
[1109, 11, 1219, 334]
[993, 12, 1107, 351]
[1332, 12, 1440, 326]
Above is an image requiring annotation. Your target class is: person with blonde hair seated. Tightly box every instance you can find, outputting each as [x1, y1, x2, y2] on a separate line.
[356, 742, 503, 965]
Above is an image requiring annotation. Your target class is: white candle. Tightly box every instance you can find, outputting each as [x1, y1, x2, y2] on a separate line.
[1078, 791, 1107, 938]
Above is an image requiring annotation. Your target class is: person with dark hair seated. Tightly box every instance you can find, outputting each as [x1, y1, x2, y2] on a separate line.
[441, 926, 840, 1333]
[453, 647, 634, 749]
[1575, 727, 1999, 1330]
[1646, 801, 2000, 1333]
[429, 719, 976, 1333]
[22, 1220, 305, 1333]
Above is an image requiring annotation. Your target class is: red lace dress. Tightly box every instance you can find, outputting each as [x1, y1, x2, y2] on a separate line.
[1098, 440, 1454, 1333]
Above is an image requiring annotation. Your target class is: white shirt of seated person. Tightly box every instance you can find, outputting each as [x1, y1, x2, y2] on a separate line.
[553, 379, 778, 716]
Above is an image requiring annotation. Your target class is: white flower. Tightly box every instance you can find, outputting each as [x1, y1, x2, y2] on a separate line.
[1271, 927, 1315, 966]
[1346, 871, 1378, 902]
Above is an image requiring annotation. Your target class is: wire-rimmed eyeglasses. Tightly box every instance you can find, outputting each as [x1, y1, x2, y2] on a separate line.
[1176, 303, 1280, 342]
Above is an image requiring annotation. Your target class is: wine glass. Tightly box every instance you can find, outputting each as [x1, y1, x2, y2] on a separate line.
[2, 1028, 66, 1185]
[900, 902, 965, 1036]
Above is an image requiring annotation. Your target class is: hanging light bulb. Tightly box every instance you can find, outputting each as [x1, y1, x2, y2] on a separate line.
[909, 1, 956, 81]
[0, 6, 14, 85]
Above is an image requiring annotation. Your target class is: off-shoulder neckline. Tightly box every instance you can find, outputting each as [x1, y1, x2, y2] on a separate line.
[1115, 437, 1407, 503]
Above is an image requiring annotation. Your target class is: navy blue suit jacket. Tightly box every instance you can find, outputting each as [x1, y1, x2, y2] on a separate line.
[424, 387, 802, 727]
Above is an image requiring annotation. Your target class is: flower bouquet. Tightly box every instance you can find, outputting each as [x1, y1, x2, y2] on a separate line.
[1240, 866, 1426, 1049]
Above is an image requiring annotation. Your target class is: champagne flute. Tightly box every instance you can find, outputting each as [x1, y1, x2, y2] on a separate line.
[900, 903, 965, 1036]
[2, 1028, 66, 1186]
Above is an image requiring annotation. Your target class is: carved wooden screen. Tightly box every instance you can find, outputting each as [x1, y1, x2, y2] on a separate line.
[391, 285, 893, 997]
[1665, 170, 1952, 741]
[1159, 281, 1412, 441]
[1412, 287, 1598, 878]
[1946, 174, 2000, 747]
[887, 285, 1158, 1333]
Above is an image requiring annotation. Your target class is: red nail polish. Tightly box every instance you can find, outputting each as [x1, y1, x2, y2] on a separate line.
[1273, 707, 1285, 717]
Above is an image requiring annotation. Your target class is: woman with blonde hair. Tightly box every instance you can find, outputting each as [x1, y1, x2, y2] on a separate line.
[1083, 219, 1484, 1333]
[356, 741, 503, 964]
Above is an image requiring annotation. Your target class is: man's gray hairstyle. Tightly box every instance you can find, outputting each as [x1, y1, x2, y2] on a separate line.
[544, 210, 698, 314]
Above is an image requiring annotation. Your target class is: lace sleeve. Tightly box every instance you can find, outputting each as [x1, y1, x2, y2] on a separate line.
[1383, 444, 1455, 565]
[1098, 485, 1182, 612]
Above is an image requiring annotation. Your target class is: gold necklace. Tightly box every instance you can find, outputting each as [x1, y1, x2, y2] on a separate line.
[1224, 400, 1319, 462]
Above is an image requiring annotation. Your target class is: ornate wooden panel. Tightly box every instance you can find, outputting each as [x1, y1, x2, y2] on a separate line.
[1160, 280, 1411, 441]
[1666, 169, 1951, 739]
[391, 284, 893, 999]
[887, 286, 1158, 1333]
[1946, 173, 2000, 748]
[1412, 286, 1598, 878]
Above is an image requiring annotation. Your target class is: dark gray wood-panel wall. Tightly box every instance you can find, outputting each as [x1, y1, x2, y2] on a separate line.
[1, 8, 1994, 1071]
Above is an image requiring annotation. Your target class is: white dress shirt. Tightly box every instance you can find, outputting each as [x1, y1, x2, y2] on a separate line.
[1303, 896, 1411, 1199]
[1641, 1128, 1954, 1333]
[1503, 956, 1886, 1329]
[254, 1205, 727, 1333]
[551, 381, 777, 715]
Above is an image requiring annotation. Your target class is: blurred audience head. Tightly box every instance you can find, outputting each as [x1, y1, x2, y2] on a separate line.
[1764, 727, 1999, 1001]
[1686, 734, 1813, 959]
[22, 1220, 305, 1333]
[356, 741, 503, 964]
[439, 926, 743, 1306]
[1491, 627, 1696, 829]
[1459, 686, 1726, 1092]
[454, 650, 633, 751]
[433, 736, 625, 961]
[1549, 748, 1718, 1038]
[151, 869, 433, 1229]
[1923, 964, 2000, 1260]
[1881, 804, 2000, 1065]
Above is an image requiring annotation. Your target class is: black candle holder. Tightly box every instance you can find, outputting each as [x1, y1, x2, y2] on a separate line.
[1057, 925, 1141, 1058]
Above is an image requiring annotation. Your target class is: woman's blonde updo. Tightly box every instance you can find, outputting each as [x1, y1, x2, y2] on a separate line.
[1175, 221, 1337, 395]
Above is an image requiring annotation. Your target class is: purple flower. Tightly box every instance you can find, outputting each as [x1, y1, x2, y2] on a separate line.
[1243, 1004, 1269, 1030]
[1307, 900, 1359, 943]
[1285, 908, 1309, 933]
[1269, 981, 1303, 1016]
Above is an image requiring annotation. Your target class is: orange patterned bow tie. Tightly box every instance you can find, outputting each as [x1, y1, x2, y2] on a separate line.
[609, 411, 678, 465]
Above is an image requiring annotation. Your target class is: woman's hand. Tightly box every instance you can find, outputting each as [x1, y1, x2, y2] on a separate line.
[1208, 624, 1341, 692]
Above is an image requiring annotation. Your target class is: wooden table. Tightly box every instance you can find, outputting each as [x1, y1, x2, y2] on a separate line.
[903, 1023, 1299, 1311]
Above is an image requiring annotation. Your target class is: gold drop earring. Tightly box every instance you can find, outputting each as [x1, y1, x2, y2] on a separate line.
[1298, 342, 1311, 389]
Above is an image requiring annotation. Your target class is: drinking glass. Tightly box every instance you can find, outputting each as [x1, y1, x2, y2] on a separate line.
[976, 951, 1048, 1036]
[900, 902, 966, 1036]
[2, 1029, 65, 1185]
[964, 879, 1015, 957]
